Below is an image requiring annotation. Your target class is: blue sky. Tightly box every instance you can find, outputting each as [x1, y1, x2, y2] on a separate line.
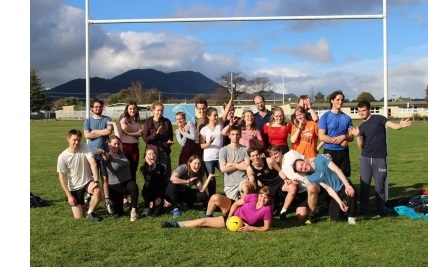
[30, 0, 428, 100]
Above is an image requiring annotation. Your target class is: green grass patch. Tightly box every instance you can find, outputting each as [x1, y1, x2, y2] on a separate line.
[30, 119, 428, 266]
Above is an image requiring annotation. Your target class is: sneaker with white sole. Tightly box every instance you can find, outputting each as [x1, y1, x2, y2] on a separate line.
[172, 208, 182, 218]
[86, 212, 100, 222]
[348, 217, 356, 225]
[130, 211, 138, 222]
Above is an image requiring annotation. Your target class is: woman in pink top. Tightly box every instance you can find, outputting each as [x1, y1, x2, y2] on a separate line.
[161, 186, 273, 232]
[290, 106, 320, 159]
[239, 110, 264, 148]
[263, 106, 292, 154]
[222, 110, 264, 149]
[119, 101, 143, 182]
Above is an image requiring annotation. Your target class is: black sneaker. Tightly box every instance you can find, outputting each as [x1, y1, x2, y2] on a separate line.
[279, 212, 287, 222]
[161, 221, 179, 228]
[305, 214, 316, 225]
[373, 213, 389, 219]
[180, 202, 189, 212]
[153, 205, 163, 216]
[123, 202, 130, 211]
[141, 208, 150, 217]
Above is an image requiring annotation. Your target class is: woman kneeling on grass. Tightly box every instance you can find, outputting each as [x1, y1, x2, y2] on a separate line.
[161, 186, 273, 232]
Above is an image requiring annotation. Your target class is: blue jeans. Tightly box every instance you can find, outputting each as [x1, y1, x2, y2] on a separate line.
[204, 160, 220, 198]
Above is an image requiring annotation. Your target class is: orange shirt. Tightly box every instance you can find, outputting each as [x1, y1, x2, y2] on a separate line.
[291, 120, 319, 158]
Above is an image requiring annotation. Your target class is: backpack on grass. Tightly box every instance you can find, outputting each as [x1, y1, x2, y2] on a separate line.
[30, 192, 47, 208]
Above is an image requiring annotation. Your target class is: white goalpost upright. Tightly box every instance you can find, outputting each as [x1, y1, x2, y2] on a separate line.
[85, 0, 390, 197]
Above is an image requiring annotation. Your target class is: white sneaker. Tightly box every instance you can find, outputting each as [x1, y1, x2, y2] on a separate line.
[348, 217, 356, 225]
[130, 211, 138, 222]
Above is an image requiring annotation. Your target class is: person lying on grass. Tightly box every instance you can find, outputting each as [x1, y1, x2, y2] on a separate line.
[161, 185, 273, 232]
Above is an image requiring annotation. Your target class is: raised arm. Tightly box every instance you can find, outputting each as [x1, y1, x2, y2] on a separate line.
[221, 90, 234, 124]
[290, 124, 300, 144]
[304, 98, 319, 122]
[386, 118, 412, 130]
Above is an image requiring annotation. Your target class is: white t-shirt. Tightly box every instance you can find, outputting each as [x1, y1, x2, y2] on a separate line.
[200, 120, 224, 161]
[57, 144, 94, 191]
[282, 149, 310, 193]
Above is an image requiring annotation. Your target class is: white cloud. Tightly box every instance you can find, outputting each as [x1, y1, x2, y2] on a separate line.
[30, 0, 428, 100]
[275, 38, 333, 63]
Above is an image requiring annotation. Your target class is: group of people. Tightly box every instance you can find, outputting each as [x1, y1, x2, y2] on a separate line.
[57, 90, 412, 232]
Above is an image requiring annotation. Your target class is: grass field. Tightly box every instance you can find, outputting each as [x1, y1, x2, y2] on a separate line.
[30, 119, 428, 267]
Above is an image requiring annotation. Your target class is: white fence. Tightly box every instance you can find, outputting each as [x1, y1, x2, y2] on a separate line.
[55, 110, 151, 120]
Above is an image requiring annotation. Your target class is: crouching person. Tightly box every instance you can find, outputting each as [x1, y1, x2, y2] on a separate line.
[101, 135, 139, 222]
[293, 154, 358, 225]
[57, 129, 102, 222]
[165, 155, 216, 218]
[140, 148, 168, 217]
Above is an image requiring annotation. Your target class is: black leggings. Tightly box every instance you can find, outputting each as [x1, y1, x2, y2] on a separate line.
[164, 182, 208, 208]
[328, 183, 357, 221]
[109, 180, 139, 216]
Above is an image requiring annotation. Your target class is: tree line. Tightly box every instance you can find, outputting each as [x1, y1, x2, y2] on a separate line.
[30, 69, 428, 111]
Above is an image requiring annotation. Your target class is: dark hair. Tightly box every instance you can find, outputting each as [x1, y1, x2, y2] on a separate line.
[187, 154, 205, 179]
[206, 107, 218, 117]
[292, 159, 305, 173]
[175, 111, 186, 119]
[122, 100, 140, 124]
[329, 90, 345, 109]
[247, 146, 263, 157]
[195, 98, 208, 108]
[267, 145, 281, 155]
[357, 100, 371, 109]
[68, 129, 82, 138]
[91, 99, 104, 108]
[229, 125, 241, 134]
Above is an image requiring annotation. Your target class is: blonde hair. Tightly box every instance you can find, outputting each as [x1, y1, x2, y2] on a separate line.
[268, 106, 288, 130]
[151, 101, 164, 111]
